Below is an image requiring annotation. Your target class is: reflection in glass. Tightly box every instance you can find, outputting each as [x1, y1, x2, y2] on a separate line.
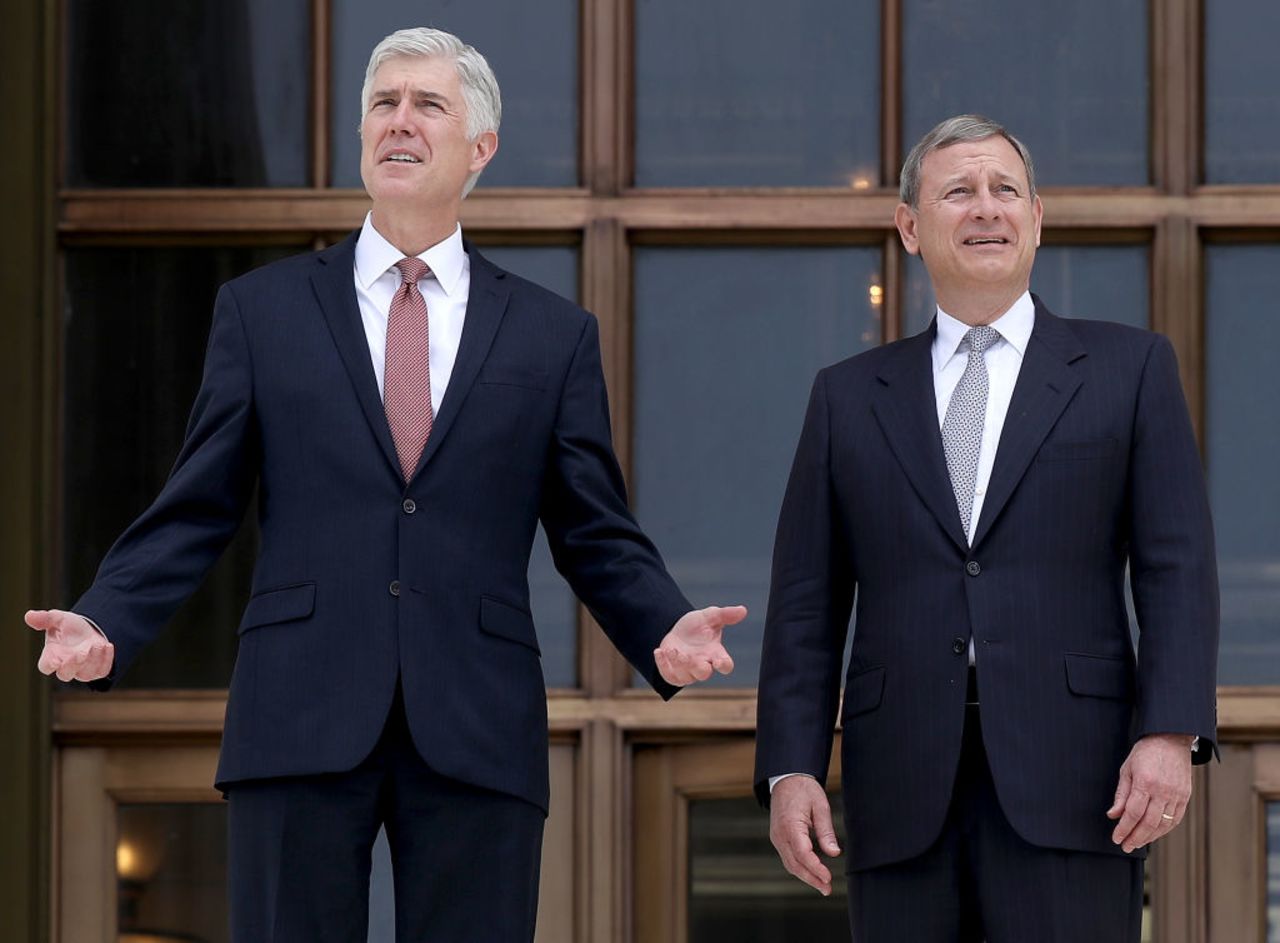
[689, 794, 846, 939]
[1269, 803, 1280, 941]
[63, 246, 305, 688]
[117, 804, 228, 943]
[330, 0, 578, 188]
[66, 0, 310, 187]
[475, 245, 581, 687]
[903, 245, 1150, 337]
[1205, 246, 1280, 684]
[633, 247, 879, 686]
[1205, 0, 1280, 183]
[902, 1, 1148, 186]
[634, 0, 880, 187]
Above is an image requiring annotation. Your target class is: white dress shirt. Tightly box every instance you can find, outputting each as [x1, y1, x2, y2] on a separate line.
[769, 293, 1034, 793]
[353, 212, 470, 414]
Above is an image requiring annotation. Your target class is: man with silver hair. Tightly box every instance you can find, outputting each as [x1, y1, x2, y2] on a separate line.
[27, 26, 745, 941]
[755, 114, 1217, 941]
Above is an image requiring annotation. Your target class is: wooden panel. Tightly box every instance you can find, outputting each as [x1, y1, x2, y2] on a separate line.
[1206, 744, 1264, 943]
[536, 743, 579, 943]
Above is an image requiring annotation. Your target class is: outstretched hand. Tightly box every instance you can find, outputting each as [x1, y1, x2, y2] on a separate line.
[25, 609, 114, 683]
[654, 605, 747, 686]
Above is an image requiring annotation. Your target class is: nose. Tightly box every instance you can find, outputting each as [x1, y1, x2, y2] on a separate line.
[971, 188, 1001, 220]
[388, 99, 415, 134]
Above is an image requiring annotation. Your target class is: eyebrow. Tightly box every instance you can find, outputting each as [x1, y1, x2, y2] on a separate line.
[369, 88, 453, 106]
[937, 171, 1023, 191]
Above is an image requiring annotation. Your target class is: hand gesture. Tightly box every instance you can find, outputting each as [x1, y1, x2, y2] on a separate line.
[1106, 733, 1194, 853]
[769, 775, 842, 896]
[653, 605, 747, 686]
[25, 609, 114, 682]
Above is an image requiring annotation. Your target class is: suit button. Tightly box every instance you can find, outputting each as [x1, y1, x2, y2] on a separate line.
[952, 637, 967, 655]
[389, 580, 401, 597]
[966, 560, 981, 576]
[402, 499, 416, 514]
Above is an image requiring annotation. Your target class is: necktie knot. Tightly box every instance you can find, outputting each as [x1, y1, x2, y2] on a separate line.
[965, 325, 1000, 355]
[395, 257, 429, 285]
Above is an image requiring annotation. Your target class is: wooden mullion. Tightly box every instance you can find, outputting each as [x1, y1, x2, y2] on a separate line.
[310, 0, 330, 189]
[1153, 215, 1204, 443]
[881, 0, 902, 191]
[583, 720, 627, 943]
[882, 232, 902, 343]
[580, 218, 634, 697]
[1152, 0, 1198, 194]
[615, 0, 635, 193]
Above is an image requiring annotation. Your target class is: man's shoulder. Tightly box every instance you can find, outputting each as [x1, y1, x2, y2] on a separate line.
[470, 249, 591, 325]
[222, 242, 340, 298]
[819, 333, 924, 385]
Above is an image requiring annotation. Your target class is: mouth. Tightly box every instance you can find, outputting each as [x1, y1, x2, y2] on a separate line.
[381, 152, 422, 165]
[962, 236, 1009, 246]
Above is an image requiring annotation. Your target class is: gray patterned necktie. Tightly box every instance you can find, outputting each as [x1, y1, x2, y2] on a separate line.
[941, 325, 1001, 540]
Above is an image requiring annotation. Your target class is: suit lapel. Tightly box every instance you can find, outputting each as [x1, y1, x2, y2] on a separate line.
[408, 242, 511, 480]
[970, 301, 1086, 548]
[310, 232, 403, 479]
[870, 325, 970, 553]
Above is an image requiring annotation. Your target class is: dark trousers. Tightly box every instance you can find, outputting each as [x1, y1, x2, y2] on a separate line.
[847, 704, 1143, 943]
[226, 687, 545, 943]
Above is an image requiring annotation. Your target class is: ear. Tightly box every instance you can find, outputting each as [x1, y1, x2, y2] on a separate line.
[1031, 194, 1043, 248]
[894, 203, 921, 256]
[469, 130, 499, 174]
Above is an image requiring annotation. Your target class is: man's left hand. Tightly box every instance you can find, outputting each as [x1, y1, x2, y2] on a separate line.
[1107, 733, 1195, 853]
[654, 605, 747, 686]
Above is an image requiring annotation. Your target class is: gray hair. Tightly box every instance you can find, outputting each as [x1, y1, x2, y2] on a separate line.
[899, 115, 1036, 208]
[361, 28, 502, 196]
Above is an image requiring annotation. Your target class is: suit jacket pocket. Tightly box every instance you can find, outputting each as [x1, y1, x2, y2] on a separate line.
[477, 365, 547, 390]
[1064, 652, 1134, 700]
[842, 665, 886, 719]
[480, 595, 541, 655]
[238, 582, 316, 635]
[1038, 438, 1117, 462]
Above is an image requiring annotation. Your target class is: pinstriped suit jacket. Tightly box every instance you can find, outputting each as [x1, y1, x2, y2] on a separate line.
[754, 296, 1218, 870]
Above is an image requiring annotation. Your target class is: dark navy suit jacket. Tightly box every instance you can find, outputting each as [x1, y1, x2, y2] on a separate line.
[754, 297, 1218, 870]
[78, 233, 689, 811]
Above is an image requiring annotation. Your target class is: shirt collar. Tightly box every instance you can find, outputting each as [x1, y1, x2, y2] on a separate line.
[932, 290, 1035, 373]
[354, 212, 467, 296]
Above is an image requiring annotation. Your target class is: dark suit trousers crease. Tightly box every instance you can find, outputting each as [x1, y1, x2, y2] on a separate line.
[226, 685, 545, 943]
[847, 706, 1144, 943]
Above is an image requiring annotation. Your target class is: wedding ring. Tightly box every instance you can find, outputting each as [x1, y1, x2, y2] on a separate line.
[1161, 812, 1175, 820]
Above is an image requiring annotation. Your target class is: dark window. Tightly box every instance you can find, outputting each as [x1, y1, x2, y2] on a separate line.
[633, 0, 880, 187]
[902, 0, 1149, 186]
[1204, 0, 1280, 183]
[631, 245, 879, 686]
[65, 0, 310, 187]
[1205, 245, 1280, 684]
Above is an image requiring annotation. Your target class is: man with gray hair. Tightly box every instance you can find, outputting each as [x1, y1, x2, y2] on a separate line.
[27, 27, 744, 941]
[754, 114, 1217, 940]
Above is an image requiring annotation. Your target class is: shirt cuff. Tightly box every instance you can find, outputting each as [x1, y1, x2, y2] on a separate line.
[768, 772, 816, 793]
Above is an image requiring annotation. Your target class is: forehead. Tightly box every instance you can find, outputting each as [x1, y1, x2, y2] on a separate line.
[370, 54, 459, 93]
[919, 136, 1028, 186]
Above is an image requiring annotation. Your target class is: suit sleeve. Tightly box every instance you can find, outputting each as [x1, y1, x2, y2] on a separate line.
[1127, 334, 1219, 762]
[75, 283, 260, 688]
[538, 315, 691, 699]
[754, 370, 855, 804]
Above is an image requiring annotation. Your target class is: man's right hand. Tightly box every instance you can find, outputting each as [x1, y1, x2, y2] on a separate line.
[25, 609, 114, 682]
[768, 774, 842, 896]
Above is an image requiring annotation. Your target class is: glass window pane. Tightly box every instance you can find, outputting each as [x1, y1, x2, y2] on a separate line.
[634, 0, 880, 187]
[1205, 0, 1280, 183]
[117, 804, 228, 942]
[904, 244, 1150, 337]
[1205, 245, 1280, 685]
[66, 1, 310, 187]
[903, 0, 1148, 186]
[330, 1, 578, 189]
[632, 246, 880, 687]
[689, 794, 846, 938]
[63, 246, 306, 689]
[1269, 802, 1280, 941]
[475, 244, 581, 687]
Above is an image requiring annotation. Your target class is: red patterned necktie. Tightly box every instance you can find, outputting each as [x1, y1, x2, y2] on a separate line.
[384, 257, 433, 480]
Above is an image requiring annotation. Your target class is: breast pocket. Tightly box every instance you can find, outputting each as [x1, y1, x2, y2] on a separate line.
[477, 364, 547, 390]
[1038, 438, 1118, 463]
